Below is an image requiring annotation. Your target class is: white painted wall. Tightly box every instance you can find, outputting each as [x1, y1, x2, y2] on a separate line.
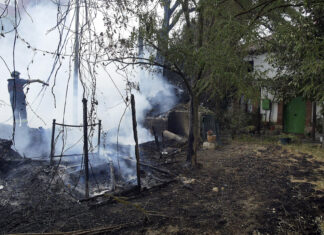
[261, 102, 278, 123]
[313, 102, 324, 120]
[253, 53, 277, 78]
[250, 53, 279, 123]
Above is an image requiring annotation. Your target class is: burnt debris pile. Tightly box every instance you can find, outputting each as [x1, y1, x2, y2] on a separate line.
[0, 121, 180, 204]
[0, 100, 213, 207]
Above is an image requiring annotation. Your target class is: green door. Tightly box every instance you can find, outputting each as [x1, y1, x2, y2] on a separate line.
[284, 97, 306, 134]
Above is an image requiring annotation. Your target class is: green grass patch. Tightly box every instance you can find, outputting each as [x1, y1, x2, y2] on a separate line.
[235, 134, 278, 145]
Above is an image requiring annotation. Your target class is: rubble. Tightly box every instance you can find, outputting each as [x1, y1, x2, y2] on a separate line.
[0, 138, 20, 161]
[0, 139, 12, 151]
[145, 102, 218, 142]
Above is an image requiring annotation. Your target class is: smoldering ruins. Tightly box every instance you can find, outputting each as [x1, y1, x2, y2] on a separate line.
[0, 0, 179, 186]
[0, 0, 193, 231]
[1, 0, 324, 234]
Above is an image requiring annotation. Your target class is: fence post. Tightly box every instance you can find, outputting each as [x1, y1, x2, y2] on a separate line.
[131, 94, 141, 191]
[97, 120, 101, 157]
[162, 131, 165, 149]
[82, 98, 89, 198]
[50, 119, 56, 165]
[152, 126, 162, 158]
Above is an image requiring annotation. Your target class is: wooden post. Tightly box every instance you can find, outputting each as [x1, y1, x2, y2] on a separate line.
[131, 94, 141, 190]
[109, 159, 116, 191]
[97, 120, 102, 156]
[162, 131, 165, 149]
[82, 98, 89, 198]
[152, 126, 162, 158]
[50, 119, 56, 165]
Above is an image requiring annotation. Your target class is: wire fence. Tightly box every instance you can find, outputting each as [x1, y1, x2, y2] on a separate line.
[49, 98, 101, 198]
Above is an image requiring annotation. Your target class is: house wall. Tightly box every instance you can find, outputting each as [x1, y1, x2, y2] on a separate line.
[306, 101, 312, 127]
[253, 53, 277, 78]
[302, 101, 324, 135]
[246, 45, 324, 136]
[260, 89, 278, 123]
[277, 102, 283, 124]
[251, 53, 280, 123]
[313, 102, 324, 119]
[250, 53, 324, 135]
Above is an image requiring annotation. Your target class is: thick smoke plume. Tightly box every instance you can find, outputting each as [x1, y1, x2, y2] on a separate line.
[0, 2, 177, 165]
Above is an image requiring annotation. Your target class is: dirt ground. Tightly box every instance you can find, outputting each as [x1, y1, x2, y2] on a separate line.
[1, 140, 324, 234]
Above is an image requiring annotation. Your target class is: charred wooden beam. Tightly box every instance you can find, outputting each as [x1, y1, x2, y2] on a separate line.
[131, 94, 141, 191]
[152, 126, 162, 158]
[50, 119, 56, 165]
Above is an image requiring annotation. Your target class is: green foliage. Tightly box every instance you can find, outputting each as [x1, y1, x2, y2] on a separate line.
[222, 106, 257, 137]
[164, 0, 260, 102]
[265, 0, 324, 102]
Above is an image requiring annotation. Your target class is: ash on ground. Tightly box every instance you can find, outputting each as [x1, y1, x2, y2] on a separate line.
[0, 135, 178, 219]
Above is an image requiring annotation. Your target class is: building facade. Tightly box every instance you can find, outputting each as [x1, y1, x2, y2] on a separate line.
[250, 53, 323, 135]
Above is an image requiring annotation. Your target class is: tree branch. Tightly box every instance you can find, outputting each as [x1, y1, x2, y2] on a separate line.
[170, 1, 180, 15]
[168, 7, 195, 31]
[235, 0, 276, 18]
[104, 55, 193, 96]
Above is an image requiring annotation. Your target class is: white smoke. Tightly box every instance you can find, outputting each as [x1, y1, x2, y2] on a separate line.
[0, 1, 178, 161]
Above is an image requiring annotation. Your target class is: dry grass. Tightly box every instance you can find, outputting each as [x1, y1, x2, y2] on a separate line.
[236, 135, 324, 192]
[285, 144, 324, 193]
[237, 135, 324, 235]
[283, 143, 324, 163]
[236, 135, 324, 162]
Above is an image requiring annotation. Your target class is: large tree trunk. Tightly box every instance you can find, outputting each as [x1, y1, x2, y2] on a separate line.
[186, 94, 199, 166]
[193, 95, 199, 165]
[186, 95, 195, 165]
[184, 1, 203, 167]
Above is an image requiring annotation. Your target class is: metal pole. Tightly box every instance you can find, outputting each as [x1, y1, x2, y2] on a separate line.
[97, 120, 101, 156]
[131, 94, 141, 191]
[50, 119, 56, 165]
[82, 98, 89, 198]
[73, 0, 80, 124]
